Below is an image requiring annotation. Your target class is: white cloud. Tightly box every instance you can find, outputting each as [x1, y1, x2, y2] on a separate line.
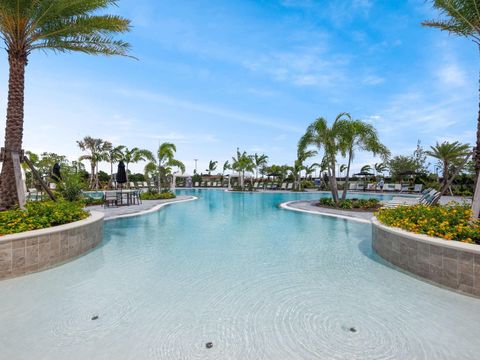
[437, 63, 466, 87]
[362, 75, 385, 86]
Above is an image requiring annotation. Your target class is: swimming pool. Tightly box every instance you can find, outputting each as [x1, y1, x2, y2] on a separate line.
[1, 190, 479, 359]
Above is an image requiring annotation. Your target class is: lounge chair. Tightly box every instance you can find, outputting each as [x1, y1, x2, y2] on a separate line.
[383, 189, 440, 208]
[366, 183, 376, 191]
[383, 183, 393, 192]
[194, 182, 199, 187]
[394, 184, 402, 192]
[280, 182, 287, 190]
[349, 183, 357, 191]
[287, 183, 293, 190]
[400, 184, 409, 192]
[413, 184, 423, 193]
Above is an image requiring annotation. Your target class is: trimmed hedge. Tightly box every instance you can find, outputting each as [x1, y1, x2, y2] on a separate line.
[0, 201, 89, 236]
[318, 198, 380, 210]
[376, 204, 479, 244]
[140, 191, 176, 200]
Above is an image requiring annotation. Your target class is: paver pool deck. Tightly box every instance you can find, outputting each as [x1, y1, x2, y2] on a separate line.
[88, 195, 195, 220]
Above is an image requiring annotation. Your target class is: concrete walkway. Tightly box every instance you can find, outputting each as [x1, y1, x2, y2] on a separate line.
[88, 196, 195, 220]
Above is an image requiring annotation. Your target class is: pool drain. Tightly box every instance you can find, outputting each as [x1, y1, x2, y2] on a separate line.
[206, 342, 213, 349]
[349, 327, 357, 333]
[91, 315, 99, 321]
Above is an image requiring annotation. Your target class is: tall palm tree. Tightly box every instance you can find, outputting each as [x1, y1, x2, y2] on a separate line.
[206, 160, 218, 175]
[222, 160, 231, 175]
[340, 119, 390, 200]
[426, 141, 471, 193]
[231, 149, 254, 188]
[0, 0, 131, 209]
[293, 147, 317, 191]
[252, 153, 269, 179]
[422, 1, 480, 174]
[298, 113, 351, 203]
[145, 142, 185, 191]
[77, 136, 110, 190]
[120, 147, 154, 186]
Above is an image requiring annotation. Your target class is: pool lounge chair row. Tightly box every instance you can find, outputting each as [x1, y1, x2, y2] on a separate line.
[349, 183, 423, 193]
[382, 188, 441, 208]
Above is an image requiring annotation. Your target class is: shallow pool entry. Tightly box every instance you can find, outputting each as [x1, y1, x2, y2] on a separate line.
[1, 190, 479, 359]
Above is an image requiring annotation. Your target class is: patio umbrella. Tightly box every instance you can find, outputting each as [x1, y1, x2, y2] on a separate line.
[353, 171, 374, 177]
[51, 163, 62, 182]
[116, 161, 127, 188]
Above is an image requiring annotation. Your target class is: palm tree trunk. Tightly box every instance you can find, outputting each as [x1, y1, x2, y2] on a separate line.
[0, 53, 27, 210]
[342, 149, 353, 200]
[89, 163, 95, 190]
[126, 162, 130, 187]
[329, 162, 339, 203]
[476, 49, 480, 179]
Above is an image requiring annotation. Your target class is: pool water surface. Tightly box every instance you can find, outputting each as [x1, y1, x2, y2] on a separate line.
[1, 190, 479, 359]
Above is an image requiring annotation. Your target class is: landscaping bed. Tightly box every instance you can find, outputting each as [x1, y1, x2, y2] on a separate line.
[140, 191, 176, 200]
[317, 198, 381, 212]
[376, 204, 479, 244]
[0, 201, 88, 236]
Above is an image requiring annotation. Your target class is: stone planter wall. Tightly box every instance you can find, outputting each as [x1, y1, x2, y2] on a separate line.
[372, 218, 480, 298]
[0, 211, 104, 280]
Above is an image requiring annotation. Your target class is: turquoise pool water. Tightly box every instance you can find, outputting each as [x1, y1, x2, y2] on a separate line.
[1, 190, 479, 359]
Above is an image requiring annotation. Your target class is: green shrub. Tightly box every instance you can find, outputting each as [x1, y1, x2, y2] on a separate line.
[318, 197, 380, 210]
[0, 201, 88, 236]
[57, 171, 86, 201]
[376, 204, 479, 244]
[140, 191, 176, 200]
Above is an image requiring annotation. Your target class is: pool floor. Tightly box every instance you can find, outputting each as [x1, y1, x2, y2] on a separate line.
[1, 190, 479, 359]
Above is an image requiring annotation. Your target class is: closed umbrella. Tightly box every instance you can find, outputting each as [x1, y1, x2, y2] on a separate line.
[116, 161, 127, 187]
[52, 163, 62, 182]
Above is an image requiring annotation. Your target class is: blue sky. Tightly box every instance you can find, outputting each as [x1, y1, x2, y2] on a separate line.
[0, 0, 476, 175]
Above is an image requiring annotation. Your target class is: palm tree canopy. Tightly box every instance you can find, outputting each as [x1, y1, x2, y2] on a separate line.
[361, 164, 373, 173]
[0, 0, 132, 58]
[422, 0, 480, 44]
[340, 119, 390, 161]
[298, 113, 352, 163]
[207, 160, 218, 172]
[426, 141, 471, 162]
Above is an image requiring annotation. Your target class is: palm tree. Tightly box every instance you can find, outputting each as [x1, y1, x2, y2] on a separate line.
[305, 163, 320, 179]
[374, 162, 388, 176]
[298, 113, 351, 203]
[231, 149, 254, 188]
[222, 160, 231, 175]
[0, 0, 131, 210]
[252, 153, 269, 179]
[206, 160, 218, 175]
[120, 147, 154, 186]
[339, 164, 347, 177]
[293, 147, 317, 191]
[426, 141, 471, 194]
[361, 165, 373, 173]
[422, 1, 480, 174]
[145, 143, 185, 191]
[77, 137, 111, 190]
[340, 119, 390, 200]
